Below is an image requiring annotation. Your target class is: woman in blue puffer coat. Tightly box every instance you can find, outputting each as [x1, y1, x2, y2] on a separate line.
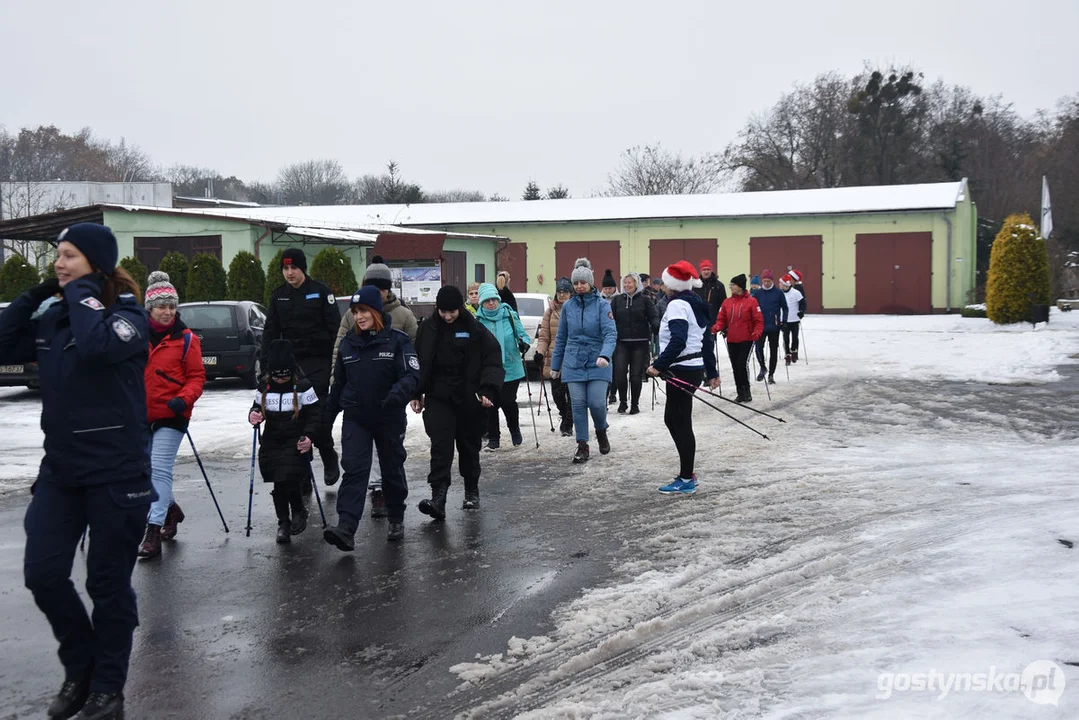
[475, 282, 531, 450]
[551, 258, 618, 464]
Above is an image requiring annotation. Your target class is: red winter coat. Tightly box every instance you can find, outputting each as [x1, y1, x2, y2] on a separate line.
[712, 293, 763, 344]
[145, 321, 206, 425]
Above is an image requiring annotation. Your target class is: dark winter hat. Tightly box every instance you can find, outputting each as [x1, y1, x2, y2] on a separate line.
[349, 285, 384, 313]
[363, 255, 393, 291]
[58, 223, 118, 273]
[639, 273, 650, 283]
[281, 248, 307, 273]
[145, 271, 179, 310]
[266, 339, 297, 374]
[436, 285, 464, 312]
[761, 268, 774, 281]
[602, 269, 617, 288]
[556, 277, 572, 294]
[731, 274, 747, 291]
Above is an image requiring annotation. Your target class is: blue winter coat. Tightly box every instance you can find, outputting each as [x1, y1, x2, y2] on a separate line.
[551, 290, 617, 383]
[752, 285, 787, 332]
[0, 278, 153, 488]
[328, 318, 419, 427]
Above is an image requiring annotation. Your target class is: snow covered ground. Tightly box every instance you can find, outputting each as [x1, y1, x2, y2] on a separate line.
[2, 312, 1078, 717]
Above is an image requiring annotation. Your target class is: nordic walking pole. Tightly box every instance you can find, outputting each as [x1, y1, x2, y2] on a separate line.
[539, 376, 555, 432]
[185, 431, 230, 533]
[245, 426, 257, 537]
[665, 373, 786, 423]
[521, 351, 541, 448]
[750, 344, 772, 401]
[783, 327, 790, 382]
[80, 529, 87, 553]
[657, 375, 770, 440]
[799, 321, 809, 365]
[306, 460, 327, 528]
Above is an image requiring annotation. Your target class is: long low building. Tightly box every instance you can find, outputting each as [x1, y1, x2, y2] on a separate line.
[0, 179, 976, 313]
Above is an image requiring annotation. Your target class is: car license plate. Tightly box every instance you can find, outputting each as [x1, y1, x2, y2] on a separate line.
[202, 356, 218, 366]
[0, 365, 24, 374]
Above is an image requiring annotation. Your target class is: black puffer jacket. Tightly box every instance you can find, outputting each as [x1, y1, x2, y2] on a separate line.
[413, 309, 504, 406]
[611, 272, 658, 342]
[251, 379, 320, 484]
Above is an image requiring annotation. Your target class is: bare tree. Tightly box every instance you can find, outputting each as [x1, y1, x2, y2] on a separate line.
[425, 189, 486, 203]
[1, 181, 73, 270]
[277, 159, 354, 205]
[605, 144, 723, 196]
[104, 137, 157, 182]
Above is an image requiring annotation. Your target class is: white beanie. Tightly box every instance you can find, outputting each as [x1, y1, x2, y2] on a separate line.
[570, 257, 594, 286]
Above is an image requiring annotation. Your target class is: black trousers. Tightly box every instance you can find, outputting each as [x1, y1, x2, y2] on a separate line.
[782, 322, 800, 355]
[337, 417, 408, 529]
[664, 367, 704, 479]
[727, 341, 753, 391]
[423, 397, 483, 493]
[550, 376, 571, 422]
[24, 479, 151, 694]
[613, 341, 649, 406]
[486, 379, 521, 440]
[296, 358, 336, 462]
[754, 330, 780, 376]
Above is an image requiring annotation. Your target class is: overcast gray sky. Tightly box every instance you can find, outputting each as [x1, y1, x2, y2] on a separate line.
[2, 0, 1076, 198]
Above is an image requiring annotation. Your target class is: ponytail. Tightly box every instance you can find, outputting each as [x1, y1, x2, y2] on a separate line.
[103, 266, 142, 307]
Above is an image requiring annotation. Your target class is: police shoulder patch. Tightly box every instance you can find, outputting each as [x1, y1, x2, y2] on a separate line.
[110, 316, 139, 342]
[408, 356, 420, 370]
[327, 294, 335, 304]
[80, 297, 105, 311]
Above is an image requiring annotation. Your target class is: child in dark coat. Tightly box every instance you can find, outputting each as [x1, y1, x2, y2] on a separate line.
[248, 339, 320, 544]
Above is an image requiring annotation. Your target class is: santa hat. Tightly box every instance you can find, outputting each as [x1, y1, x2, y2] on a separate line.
[789, 269, 803, 283]
[662, 260, 702, 293]
[779, 274, 793, 287]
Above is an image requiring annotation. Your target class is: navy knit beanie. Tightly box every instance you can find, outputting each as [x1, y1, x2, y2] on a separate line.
[349, 285, 384, 313]
[58, 223, 118, 273]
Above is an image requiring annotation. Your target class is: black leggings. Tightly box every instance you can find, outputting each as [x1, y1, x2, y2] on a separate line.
[613, 341, 649, 406]
[727, 341, 753, 390]
[664, 367, 704, 479]
[782, 322, 800, 355]
[754, 330, 780, 375]
[550, 376, 571, 421]
[486, 379, 521, 439]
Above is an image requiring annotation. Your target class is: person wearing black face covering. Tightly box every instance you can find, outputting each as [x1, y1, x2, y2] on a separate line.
[410, 286, 504, 517]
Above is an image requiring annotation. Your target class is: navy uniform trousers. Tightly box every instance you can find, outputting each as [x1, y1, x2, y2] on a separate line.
[24, 479, 151, 693]
[336, 417, 409, 531]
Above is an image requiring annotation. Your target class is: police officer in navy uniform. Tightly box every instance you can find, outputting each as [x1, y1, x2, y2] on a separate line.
[324, 286, 419, 548]
[260, 248, 342, 485]
[0, 223, 155, 720]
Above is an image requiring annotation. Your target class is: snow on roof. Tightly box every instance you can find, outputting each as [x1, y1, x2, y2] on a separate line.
[150, 180, 968, 229]
[284, 226, 379, 244]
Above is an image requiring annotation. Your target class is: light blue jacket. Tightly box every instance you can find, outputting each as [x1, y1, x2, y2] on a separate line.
[551, 289, 617, 383]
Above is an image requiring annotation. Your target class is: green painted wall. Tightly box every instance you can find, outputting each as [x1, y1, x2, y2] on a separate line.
[443, 237, 498, 285]
[444, 203, 975, 311]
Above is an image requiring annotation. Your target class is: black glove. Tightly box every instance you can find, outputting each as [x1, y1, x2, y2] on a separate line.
[167, 397, 187, 417]
[533, 352, 544, 370]
[26, 277, 61, 305]
[518, 340, 530, 356]
[381, 391, 407, 409]
[721, 329, 728, 338]
[798, 311, 804, 319]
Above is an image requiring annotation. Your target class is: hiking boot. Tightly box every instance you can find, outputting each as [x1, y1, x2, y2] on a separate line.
[658, 474, 698, 495]
[370, 488, 387, 518]
[485, 437, 500, 451]
[617, 400, 628, 414]
[418, 484, 448, 521]
[276, 521, 291, 544]
[768, 374, 776, 384]
[72, 692, 123, 720]
[572, 441, 590, 464]
[323, 525, 355, 552]
[756, 369, 766, 382]
[137, 524, 162, 559]
[510, 428, 523, 446]
[322, 448, 340, 486]
[161, 503, 184, 540]
[596, 428, 610, 455]
[559, 418, 573, 437]
[387, 522, 404, 542]
[289, 507, 308, 535]
[47, 677, 89, 718]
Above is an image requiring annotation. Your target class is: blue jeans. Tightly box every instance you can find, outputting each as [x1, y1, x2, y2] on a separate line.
[567, 380, 609, 443]
[147, 427, 185, 527]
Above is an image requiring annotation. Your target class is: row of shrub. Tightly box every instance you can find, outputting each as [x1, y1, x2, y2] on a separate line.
[0, 247, 359, 306]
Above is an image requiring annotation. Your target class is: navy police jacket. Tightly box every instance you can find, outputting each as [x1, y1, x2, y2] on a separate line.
[0, 278, 152, 488]
[328, 318, 419, 425]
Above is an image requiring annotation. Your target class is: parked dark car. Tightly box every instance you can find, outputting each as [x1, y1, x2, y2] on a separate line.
[0, 301, 41, 389]
[178, 301, 267, 387]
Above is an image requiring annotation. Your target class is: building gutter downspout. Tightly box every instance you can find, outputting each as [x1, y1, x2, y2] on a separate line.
[942, 212, 953, 312]
[254, 226, 272, 261]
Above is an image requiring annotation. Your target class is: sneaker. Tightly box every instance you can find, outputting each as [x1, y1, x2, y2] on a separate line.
[370, 488, 387, 519]
[768, 374, 776, 384]
[658, 475, 698, 494]
[72, 692, 123, 720]
[755, 369, 766, 382]
[47, 677, 89, 718]
[161, 503, 185, 540]
[485, 438, 500, 451]
[510, 428, 523, 446]
[617, 401, 628, 414]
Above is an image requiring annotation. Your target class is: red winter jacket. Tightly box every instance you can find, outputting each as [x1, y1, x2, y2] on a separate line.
[145, 321, 206, 425]
[712, 293, 764, 344]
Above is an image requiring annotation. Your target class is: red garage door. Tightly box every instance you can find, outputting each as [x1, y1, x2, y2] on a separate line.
[555, 241, 621, 285]
[497, 242, 527, 289]
[749, 235, 824, 313]
[855, 232, 932, 314]
[649, 238, 718, 280]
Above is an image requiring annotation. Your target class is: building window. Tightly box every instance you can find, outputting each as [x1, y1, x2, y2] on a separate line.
[475, 264, 486, 282]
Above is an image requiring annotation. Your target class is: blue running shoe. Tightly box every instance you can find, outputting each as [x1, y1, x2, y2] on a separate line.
[658, 475, 697, 494]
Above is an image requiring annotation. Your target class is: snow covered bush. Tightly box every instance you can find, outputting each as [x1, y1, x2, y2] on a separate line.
[0, 254, 40, 301]
[227, 250, 266, 303]
[960, 304, 987, 318]
[159, 252, 189, 302]
[985, 213, 1051, 324]
[186, 253, 228, 302]
[119, 256, 148, 291]
[264, 249, 285, 305]
[309, 247, 357, 296]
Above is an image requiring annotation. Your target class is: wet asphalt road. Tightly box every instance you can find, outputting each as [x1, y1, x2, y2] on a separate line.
[0, 450, 614, 720]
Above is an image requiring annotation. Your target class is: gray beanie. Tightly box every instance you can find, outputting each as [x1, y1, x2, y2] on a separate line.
[363, 254, 392, 291]
[570, 258, 594, 286]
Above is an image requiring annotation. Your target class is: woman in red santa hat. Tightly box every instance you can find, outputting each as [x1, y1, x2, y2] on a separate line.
[646, 261, 720, 495]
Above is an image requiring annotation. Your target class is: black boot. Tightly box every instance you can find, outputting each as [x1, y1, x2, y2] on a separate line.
[559, 417, 573, 437]
[572, 441, 590, 464]
[276, 521, 291, 544]
[768, 374, 776, 384]
[743, 385, 753, 402]
[322, 446, 340, 486]
[756, 368, 766, 382]
[387, 522, 404, 542]
[73, 692, 123, 719]
[629, 382, 642, 414]
[47, 677, 89, 718]
[137, 524, 162, 559]
[272, 488, 291, 543]
[370, 488, 387, 518]
[288, 489, 308, 534]
[617, 400, 628, 414]
[462, 478, 480, 509]
[418, 483, 448, 520]
[596, 428, 611, 455]
[323, 525, 355, 551]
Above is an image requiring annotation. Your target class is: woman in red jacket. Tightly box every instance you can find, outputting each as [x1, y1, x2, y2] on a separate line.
[712, 274, 763, 403]
[138, 272, 206, 558]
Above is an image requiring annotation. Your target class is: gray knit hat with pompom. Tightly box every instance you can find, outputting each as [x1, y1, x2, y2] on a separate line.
[145, 270, 179, 310]
[570, 257, 594, 286]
